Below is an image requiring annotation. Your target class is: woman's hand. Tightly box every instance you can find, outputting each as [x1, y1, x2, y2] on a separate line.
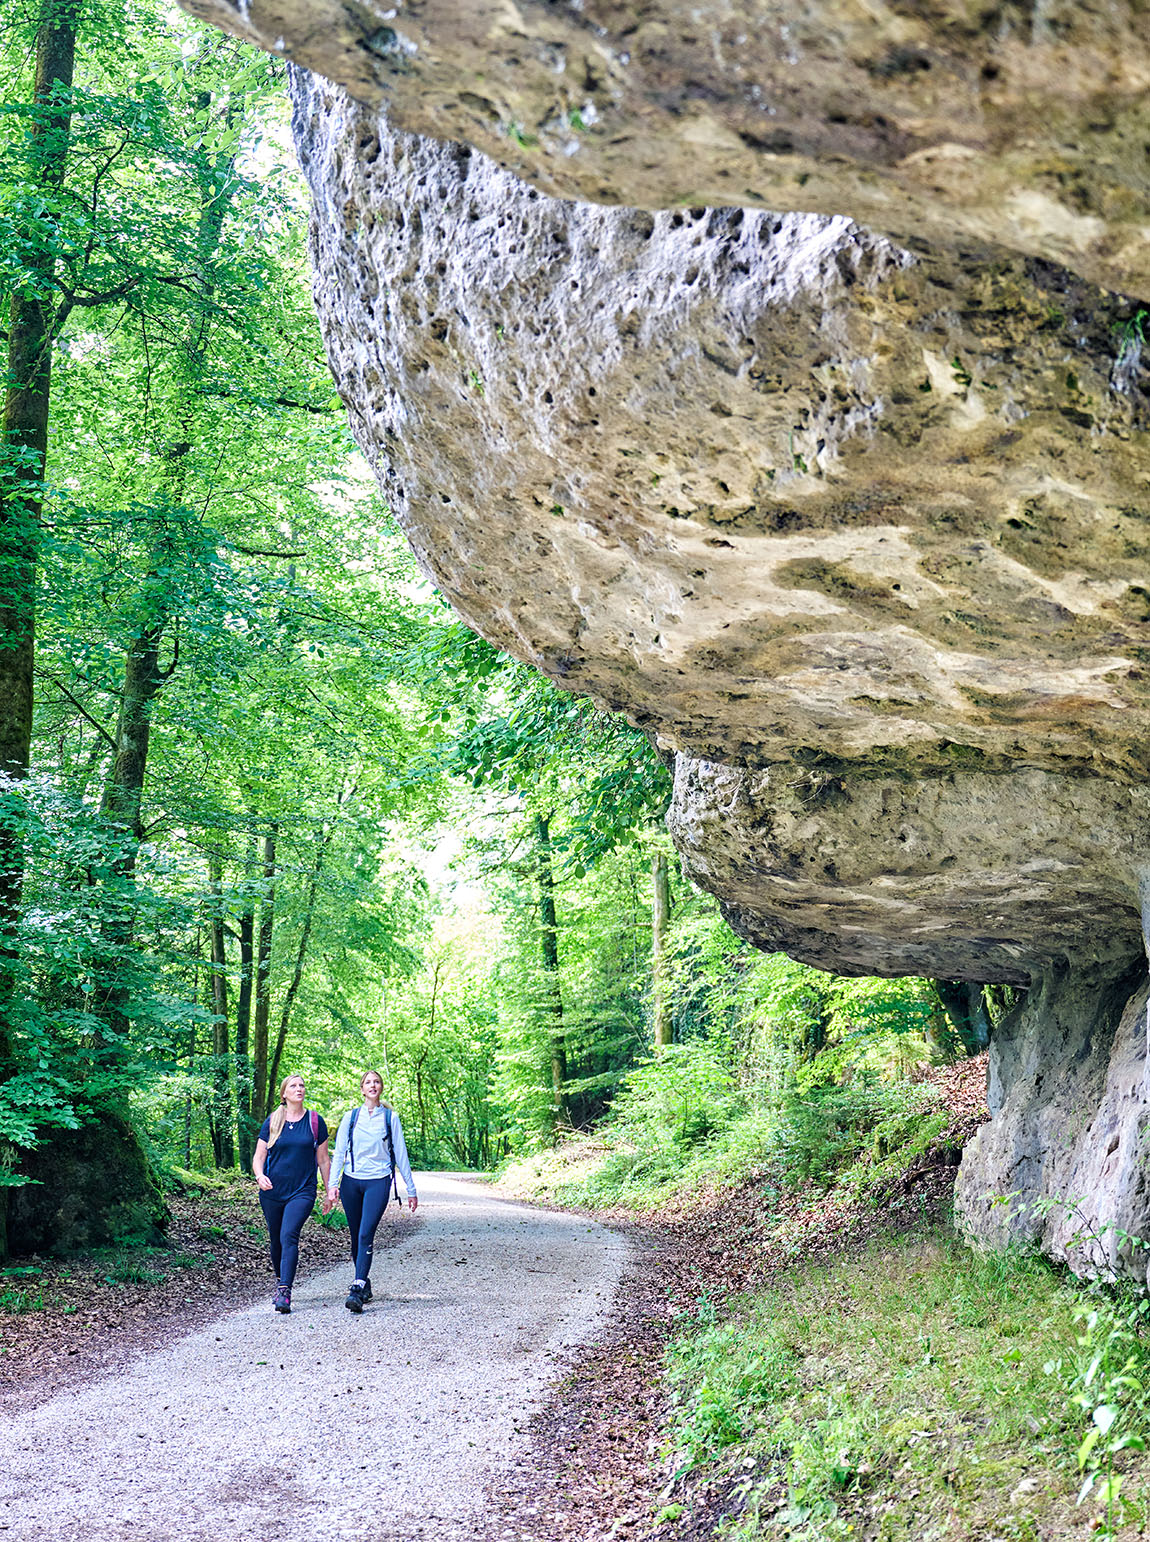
[256, 1173, 273, 1191]
[321, 1189, 336, 1214]
[408, 1195, 419, 1212]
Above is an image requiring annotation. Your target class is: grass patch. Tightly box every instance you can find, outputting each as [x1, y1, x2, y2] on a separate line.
[662, 1231, 1150, 1539]
[0, 1286, 50, 1313]
[103, 1261, 167, 1285]
[89, 1244, 215, 1286]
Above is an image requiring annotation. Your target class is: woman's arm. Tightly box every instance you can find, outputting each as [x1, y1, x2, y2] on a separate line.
[327, 1112, 351, 1200]
[317, 1139, 333, 1211]
[253, 1137, 272, 1191]
[390, 1111, 418, 1210]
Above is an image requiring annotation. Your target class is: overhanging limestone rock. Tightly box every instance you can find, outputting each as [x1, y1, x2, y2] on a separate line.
[278, 75, 1150, 1261]
[182, 0, 1150, 298]
[291, 76, 1150, 788]
[288, 73, 1150, 986]
[668, 758, 1150, 983]
[168, 0, 1150, 1263]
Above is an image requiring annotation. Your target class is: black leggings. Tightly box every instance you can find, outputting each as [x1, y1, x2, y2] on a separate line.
[259, 1188, 314, 1290]
[340, 1175, 392, 1282]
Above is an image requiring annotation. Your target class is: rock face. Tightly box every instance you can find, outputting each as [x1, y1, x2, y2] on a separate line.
[184, 0, 1150, 298]
[283, 75, 1150, 1271]
[178, 2, 1150, 1270]
[290, 74, 1150, 978]
[9, 1112, 168, 1254]
[957, 965, 1150, 1282]
[669, 760, 1150, 985]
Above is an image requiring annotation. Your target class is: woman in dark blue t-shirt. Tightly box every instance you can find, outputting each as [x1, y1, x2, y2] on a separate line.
[253, 1072, 331, 1314]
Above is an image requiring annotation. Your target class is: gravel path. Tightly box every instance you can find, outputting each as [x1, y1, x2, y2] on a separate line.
[0, 1174, 630, 1542]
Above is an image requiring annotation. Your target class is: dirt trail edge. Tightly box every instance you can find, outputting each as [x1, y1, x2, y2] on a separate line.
[0, 1174, 630, 1542]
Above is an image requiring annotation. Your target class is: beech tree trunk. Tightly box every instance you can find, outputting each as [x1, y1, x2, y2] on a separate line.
[936, 980, 993, 1056]
[252, 825, 277, 1122]
[96, 612, 174, 1037]
[0, 1, 80, 1260]
[652, 851, 672, 1048]
[234, 867, 255, 1167]
[207, 850, 234, 1168]
[266, 823, 332, 1102]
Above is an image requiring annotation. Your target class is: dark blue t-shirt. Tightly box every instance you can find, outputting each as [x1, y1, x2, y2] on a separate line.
[259, 1112, 328, 1199]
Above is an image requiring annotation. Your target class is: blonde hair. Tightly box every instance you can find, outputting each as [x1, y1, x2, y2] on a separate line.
[267, 1073, 305, 1148]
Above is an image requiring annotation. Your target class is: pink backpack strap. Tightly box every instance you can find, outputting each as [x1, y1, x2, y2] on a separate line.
[309, 1109, 319, 1143]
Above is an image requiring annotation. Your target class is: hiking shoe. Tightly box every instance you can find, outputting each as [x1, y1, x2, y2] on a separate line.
[345, 1283, 365, 1314]
[361, 1280, 372, 1303]
[273, 1286, 291, 1314]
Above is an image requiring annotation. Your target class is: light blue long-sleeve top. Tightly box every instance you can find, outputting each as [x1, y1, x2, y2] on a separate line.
[328, 1103, 417, 1198]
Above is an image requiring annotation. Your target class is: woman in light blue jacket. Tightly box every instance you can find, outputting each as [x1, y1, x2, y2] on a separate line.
[327, 1070, 418, 1313]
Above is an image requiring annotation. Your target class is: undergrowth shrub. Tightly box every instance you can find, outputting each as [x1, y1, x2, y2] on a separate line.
[577, 1041, 751, 1204]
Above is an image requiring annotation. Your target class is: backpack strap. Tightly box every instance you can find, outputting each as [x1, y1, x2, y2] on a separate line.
[348, 1105, 360, 1173]
[309, 1110, 319, 1145]
[381, 1104, 398, 1207]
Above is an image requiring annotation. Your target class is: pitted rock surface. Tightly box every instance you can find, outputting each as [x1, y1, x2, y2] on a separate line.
[288, 75, 1150, 975]
[182, 0, 1150, 298]
[669, 760, 1150, 982]
[292, 78, 1150, 783]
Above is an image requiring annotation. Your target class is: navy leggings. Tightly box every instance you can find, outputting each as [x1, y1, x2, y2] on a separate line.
[259, 1188, 314, 1290]
[340, 1175, 392, 1282]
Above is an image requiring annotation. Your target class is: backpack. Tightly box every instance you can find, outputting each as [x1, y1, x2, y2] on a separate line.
[348, 1103, 399, 1207]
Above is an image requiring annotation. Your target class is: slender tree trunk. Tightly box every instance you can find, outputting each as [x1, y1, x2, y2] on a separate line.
[207, 850, 233, 1167]
[415, 1047, 429, 1154]
[252, 824, 277, 1122]
[266, 825, 330, 1102]
[0, 1, 80, 1260]
[652, 851, 672, 1048]
[184, 928, 199, 1169]
[95, 614, 174, 1037]
[100, 619, 171, 844]
[534, 813, 567, 1125]
[234, 837, 256, 1167]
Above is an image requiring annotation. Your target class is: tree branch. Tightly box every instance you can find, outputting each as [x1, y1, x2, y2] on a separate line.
[193, 384, 339, 414]
[230, 542, 307, 559]
[35, 671, 117, 749]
